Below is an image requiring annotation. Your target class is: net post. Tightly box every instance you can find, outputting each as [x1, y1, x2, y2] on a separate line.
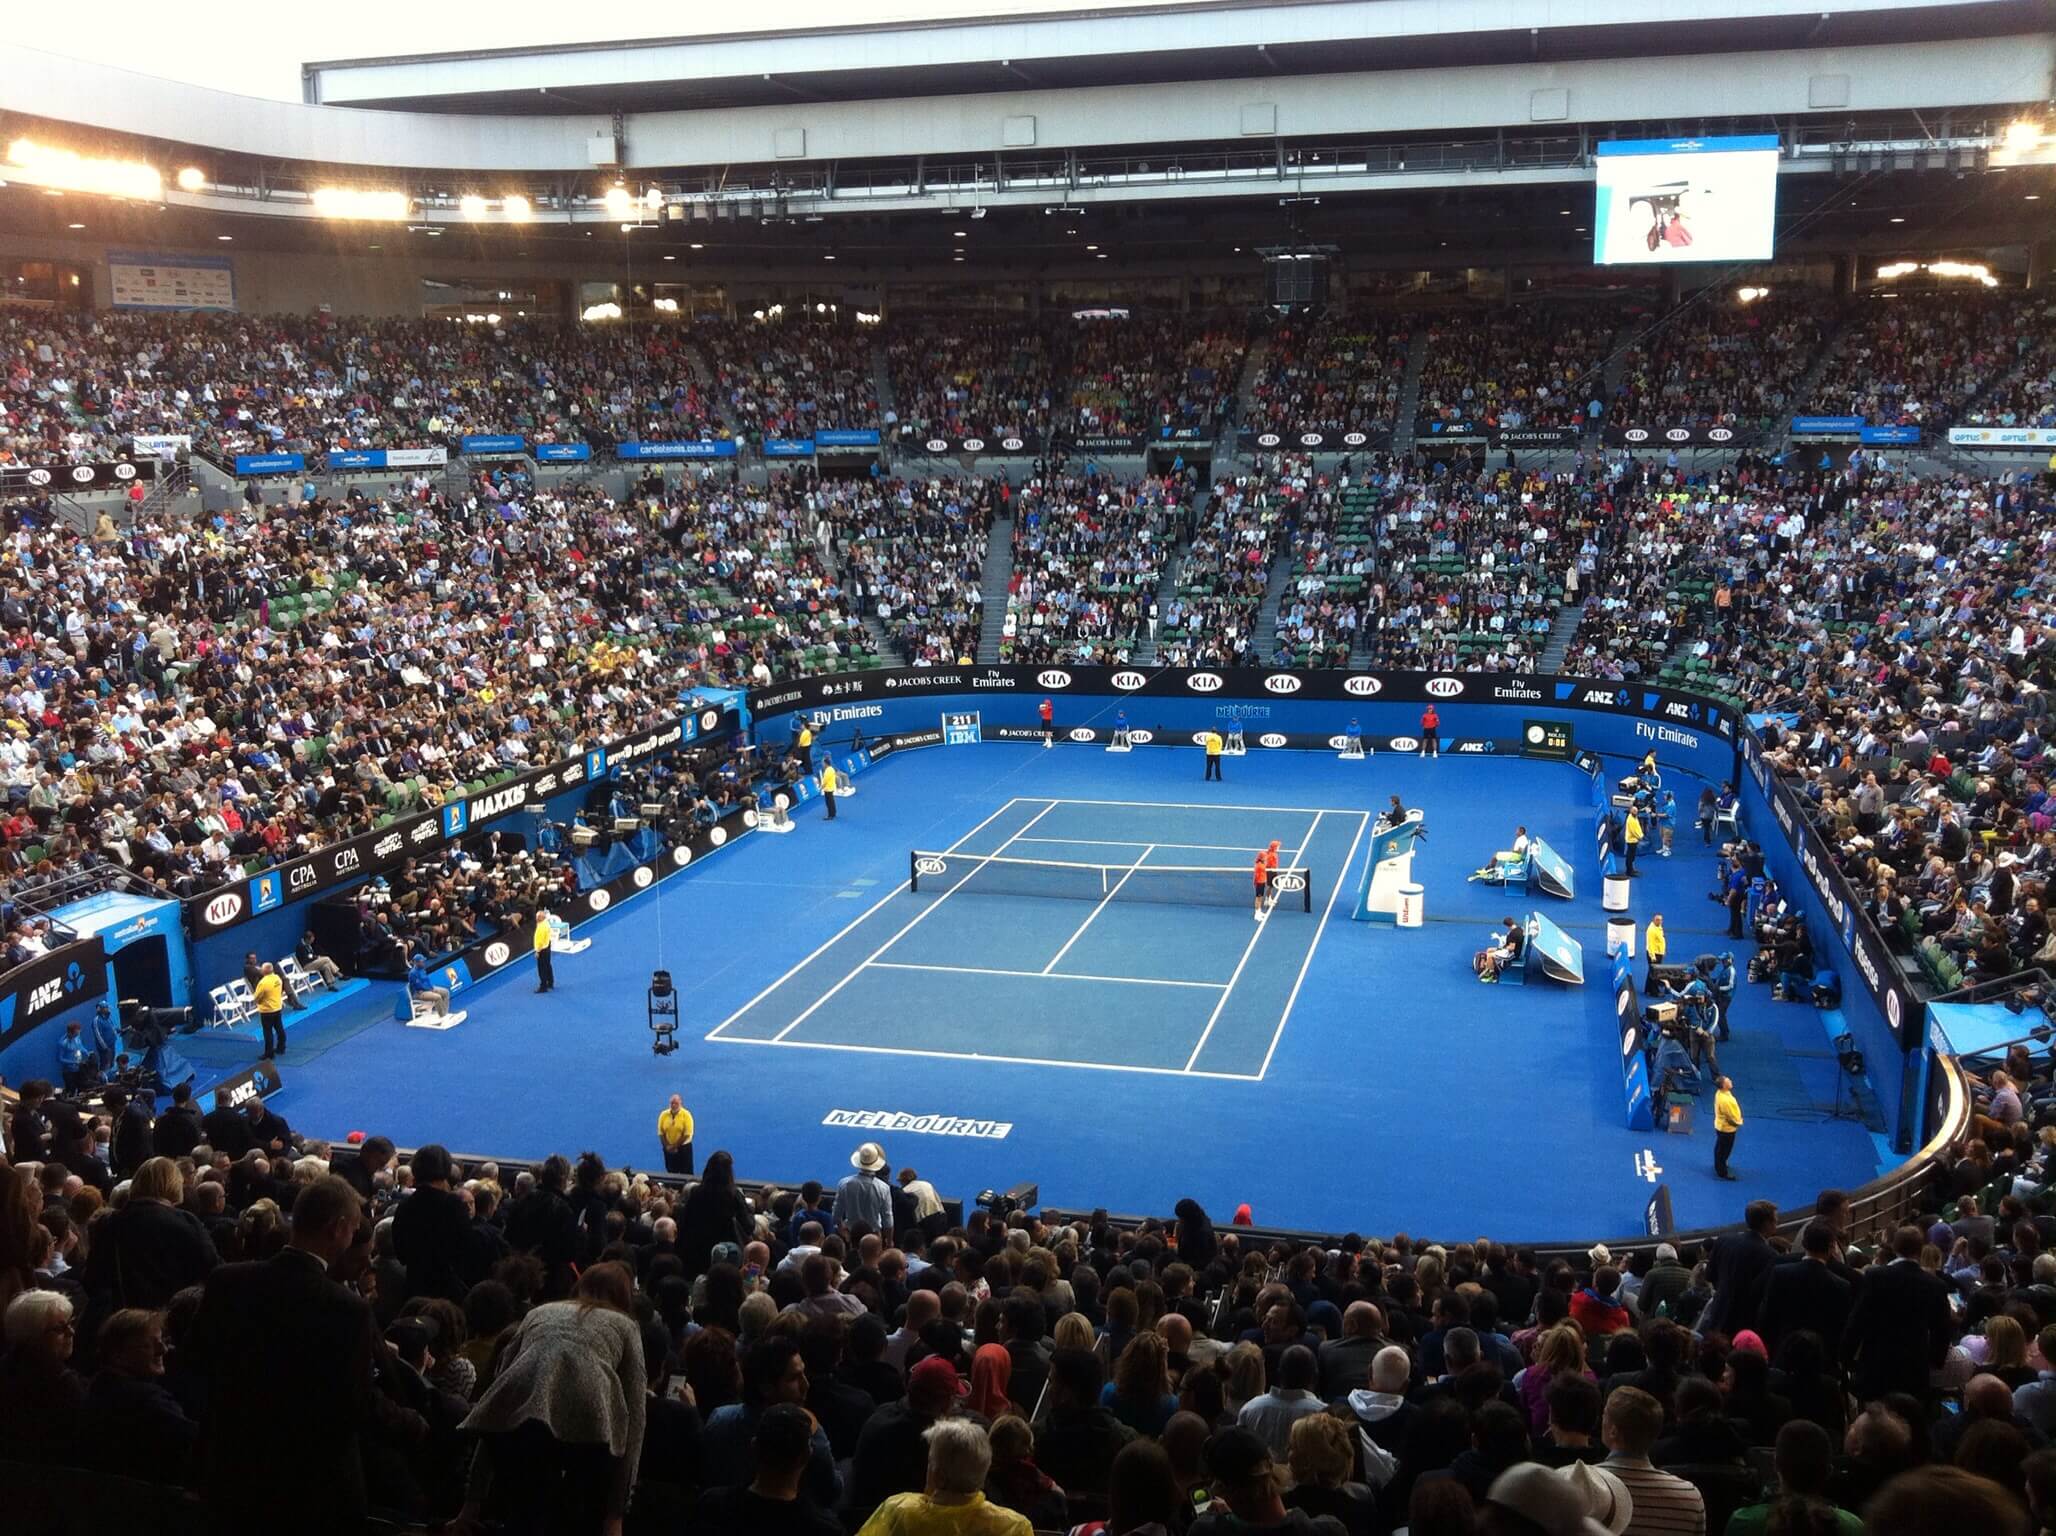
[1301, 868, 1314, 913]
[909, 849, 919, 891]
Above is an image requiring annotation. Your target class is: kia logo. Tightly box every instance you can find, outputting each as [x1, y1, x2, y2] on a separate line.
[1343, 676, 1383, 696]
[589, 890, 611, 912]
[915, 857, 948, 875]
[1273, 872, 1307, 893]
[1191, 731, 1215, 745]
[1327, 735, 1354, 749]
[27, 468, 51, 486]
[1069, 728, 1097, 742]
[1001, 437, 1024, 451]
[484, 942, 511, 967]
[71, 466, 96, 484]
[925, 438, 948, 452]
[672, 847, 692, 867]
[1389, 736, 1420, 752]
[741, 809, 759, 828]
[1263, 674, 1303, 694]
[1186, 672, 1224, 692]
[1708, 427, 1733, 442]
[773, 792, 792, 810]
[701, 709, 719, 731]
[204, 892, 244, 925]
[963, 438, 986, 452]
[1665, 428, 1690, 443]
[1256, 432, 1281, 447]
[114, 462, 136, 479]
[1127, 730, 1155, 744]
[1299, 432, 1323, 447]
[1037, 669, 1073, 688]
[633, 866, 654, 889]
[1425, 677, 1464, 698]
[709, 827, 728, 846]
[1625, 428, 1650, 443]
[1259, 733, 1288, 748]
[1343, 432, 1367, 447]
[1111, 671, 1147, 690]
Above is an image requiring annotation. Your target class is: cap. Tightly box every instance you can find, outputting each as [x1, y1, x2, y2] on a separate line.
[909, 1355, 964, 1400]
[1654, 1243, 1678, 1262]
[1203, 1426, 1273, 1485]
[1486, 1463, 1612, 1536]
[852, 1142, 887, 1173]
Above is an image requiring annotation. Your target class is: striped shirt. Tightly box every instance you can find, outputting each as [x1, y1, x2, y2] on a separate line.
[1605, 1456, 1706, 1536]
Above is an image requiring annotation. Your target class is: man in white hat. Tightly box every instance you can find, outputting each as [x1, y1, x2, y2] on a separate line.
[1484, 1462, 1617, 1536]
[834, 1141, 895, 1240]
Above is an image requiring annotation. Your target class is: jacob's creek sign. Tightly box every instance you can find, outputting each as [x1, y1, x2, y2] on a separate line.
[183, 705, 739, 938]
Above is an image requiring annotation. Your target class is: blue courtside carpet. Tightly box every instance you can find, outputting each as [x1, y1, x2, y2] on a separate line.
[231, 741, 1883, 1241]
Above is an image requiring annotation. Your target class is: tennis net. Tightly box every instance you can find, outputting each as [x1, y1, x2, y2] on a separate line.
[907, 850, 1314, 912]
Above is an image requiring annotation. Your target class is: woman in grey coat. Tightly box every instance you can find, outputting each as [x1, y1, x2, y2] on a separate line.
[458, 1260, 646, 1536]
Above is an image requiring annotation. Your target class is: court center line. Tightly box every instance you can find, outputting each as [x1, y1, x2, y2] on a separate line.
[705, 796, 1033, 1039]
[771, 799, 1062, 1042]
[1041, 844, 1154, 974]
[1255, 810, 1371, 1081]
[710, 1032, 1262, 1081]
[870, 961, 1227, 990]
[1181, 812, 1322, 1073]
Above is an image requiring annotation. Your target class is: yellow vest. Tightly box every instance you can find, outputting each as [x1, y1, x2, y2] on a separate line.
[1204, 732, 1223, 756]
[534, 919, 553, 953]
[1715, 1089, 1743, 1132]
[821, 764, 838, 791]
[1646, 922, 1666, 960]
[658, 1107, 694, 1148]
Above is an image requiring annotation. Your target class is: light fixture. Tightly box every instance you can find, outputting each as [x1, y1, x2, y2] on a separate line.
[644, 187, 663, 209]
[603, 185, 633, 218]
[1889, 216, 1905, 223]
[2004, 118, 2045, 155]
[312, 187, 409, 220]
[1085, 244, 1098, 251]
[582, 301, 623, 321]
[824, 254, 837, 261]
[459, 194, 488, 220]
[217, 234, 233, 241]
[663, 254, 677, 261]
[1737, 286, 1770, 303]
[175, 166, 206, 193]
[689, 242, 704, 249]
[653, 297, 679, 312]
[2029, 194, 2043, 201]
[67, 222, 84, 230]
[503, 194, 533, 222]
[953, 230, 968, 237]
[1096, 252, 1108, 259]
[5, 138, 161, 200]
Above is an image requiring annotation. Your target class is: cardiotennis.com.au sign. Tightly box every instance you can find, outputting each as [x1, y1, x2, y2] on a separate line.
[822, 1109, 1014, 1139]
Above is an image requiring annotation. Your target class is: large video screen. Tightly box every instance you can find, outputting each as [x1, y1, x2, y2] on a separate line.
[1593, 135, 1780, 265]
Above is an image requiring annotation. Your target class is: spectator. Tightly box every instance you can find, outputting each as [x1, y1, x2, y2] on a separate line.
[81, 1306, 198, 1483]
[705, 1335, 841, 1509]
[1842, 1224, 1953, 1401]
[84, 1155, 219, 1310]
[390, 1143, 483, 1303]
[1192, 1424, 1348, 1535]
[1037, 1347, 1137, 1496]
[1284, 1411, 1378, 1536]
[1600, 1385, 1707, 1536]
[858, 1416, 1033, 1536]
[1725, 1419, 1863, 1536]
[696, 1400, 844, 1536]
[1239, 1343, 1327, 1457]
[0, 1288, 86, 1466]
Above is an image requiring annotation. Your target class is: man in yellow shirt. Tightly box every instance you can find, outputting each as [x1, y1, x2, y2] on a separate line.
[820, 760, 839, 821]
[1203, 729, 1225, 782]
[1645, 913, 1667, 990]
[1622, 809, 1644, 878]
[658, 1093, 695, 1175]
[1714, 1076, 1743, 1180]
[532, 909, 555, 993]
[252, 963, 287, 1060]
[797, 720, 815, 771]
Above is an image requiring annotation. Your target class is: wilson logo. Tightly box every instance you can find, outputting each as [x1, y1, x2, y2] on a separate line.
[1263, 674, 1302, 694]
[1186, 673, 1224, 692]
[1259, 733, 1289, 748]
[1037, 670, 1073, 688]
[1425, 677, 1464, 698]
[204, 892, 244, 925]
[1343, 676, 1383, 696]
[1110, 671, 1147, 690]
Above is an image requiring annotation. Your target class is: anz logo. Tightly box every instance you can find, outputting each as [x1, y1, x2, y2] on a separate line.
[1579, 687, 1630, 707]
[1111, 671, 1147, 691]
[1425, 677, 1464, 698]
[1037, 669, 1073, 688]
[1263, 675, 1302, 695]
[27, 976, 65, 1014]
[1186, 672, 1224, 693]
[1343, 676, 1383, 697]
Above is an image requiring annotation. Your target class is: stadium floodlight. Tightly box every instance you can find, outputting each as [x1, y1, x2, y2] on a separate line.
[503, 194, 533, 222]
[6, 138, 161, 200]
[582, 301, 623, 321]
[1736, 286, 1770, 303]
[2004, 118, 2045, 154]
[312, 187, 409, 221]
[459, 194, 489, 220]
[174, 167, 206, 193]
[653, 297, 679, 312]
[603, 185, 633, 218]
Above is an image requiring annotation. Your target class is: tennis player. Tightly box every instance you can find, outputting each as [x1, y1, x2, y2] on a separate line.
[1251, 849, 1269, 920]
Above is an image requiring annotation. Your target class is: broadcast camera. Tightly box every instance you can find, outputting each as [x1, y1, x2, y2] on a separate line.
[648, 970, 679, 1056]
[975, 1181, 1040, 1222]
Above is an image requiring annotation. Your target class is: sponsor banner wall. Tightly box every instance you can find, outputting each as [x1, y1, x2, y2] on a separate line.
[182, 706, 741, 940]
[815, 429, 883, 450]
[107, 250, 236, 311]
[0, 937, 110, 1053]
[0, 460, 158, 493]
[617, 440, 738, 460]
[908, 435, 1035, 457]
[233, 452, 306, 477]
[327, 447, 450, 471]
[1491, 428, 1583, 449]
[459, 434, 527, 455]
[130, 434, 193, 458]
[1949, 426, 2056, 448]
[1789, 415, 1864, 434]
[1065, 434, 1145, 455]
[534, 442, 594, 463]
[1236, 428, 1388, 453]
[1858, 425, 1921, 446]
[1605, 424, 1745, 448]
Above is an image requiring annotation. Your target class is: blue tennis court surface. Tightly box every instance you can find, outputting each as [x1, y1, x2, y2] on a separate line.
[710, 798, 1367, 1078]
[256, 740, 1887, 1239]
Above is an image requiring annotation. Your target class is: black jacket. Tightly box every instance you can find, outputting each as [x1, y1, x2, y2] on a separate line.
[151, 1102, 205, 1159]
[1702, 1229, 1777, 1336]
[390, 1185, 482, 1302]
[1753, 1257, 1854, 1357]
[84, 1198, 220, 1311]
[1842, 1259, 1953, 1397]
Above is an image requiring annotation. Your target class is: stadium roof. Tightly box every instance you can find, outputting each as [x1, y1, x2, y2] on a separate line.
[302, 0, 2056, 114]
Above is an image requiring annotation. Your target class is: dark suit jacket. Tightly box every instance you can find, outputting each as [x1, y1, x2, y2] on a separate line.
[1702, 1230, 1777, 1336]
[83, 1198, 220, 1311]
[151, 1102, 204, 1159]
[192, 1247, 381, 1531]
[1753, 1257, 1854, 1357]
[390, 1185, 482, 1302]
[200, 1104, 255, 1158]
[1842, 1259, 1953, 1397]
[1319, 1334, 1382, 1400]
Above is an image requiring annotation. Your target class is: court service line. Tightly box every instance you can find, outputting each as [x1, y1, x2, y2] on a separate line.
[869, 960, 1226, 990]
[1041, 843, 1154, 974]
[1047, 797, 1340, 816]
[705, 796, 1032, 1040]
[712, 1032, 1263, 1082]
[768, 800, 1062, 1042]
[1009, 836, 1280, 855]
[1181, 811, 1322, 1073]
[1255, 809, 1372, 1081]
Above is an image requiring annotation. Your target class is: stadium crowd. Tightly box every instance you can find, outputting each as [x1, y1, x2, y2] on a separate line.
[1244, 315, 1415, 440]
[1608, 297, 1831, 435]
[4, 1111, 2056, 1536]
[1151, 474, 1289, 668]
[1000, 471, 1187, 665]
[1059, 316, 1247, 443]
[1803, 291, 2018, 428]
[1416, 306, 1615, 434]
[824, 475, 1001, 667]
[884, 317, 1057, 447]
[705, 316, 882, 440]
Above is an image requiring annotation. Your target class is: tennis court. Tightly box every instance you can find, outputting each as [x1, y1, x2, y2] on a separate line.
[708, 796, 1370, 1078]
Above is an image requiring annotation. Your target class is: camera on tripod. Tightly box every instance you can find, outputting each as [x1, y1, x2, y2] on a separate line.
[975, 1182, 1040, 1222]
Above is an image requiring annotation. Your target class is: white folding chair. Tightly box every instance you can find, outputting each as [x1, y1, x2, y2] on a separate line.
[208, 985, 249, 1030]
[279, 955, 328, 997]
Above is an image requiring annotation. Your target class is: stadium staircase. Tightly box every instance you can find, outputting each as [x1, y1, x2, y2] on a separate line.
[1535, 601, 1586, 673]
[1254, 543, 1299, 667]
[1390, 329, 1433, 456]
[975, 512, 1016, 663]
[1133, 496, 1199, 665]
[684, 340, 745, 437]
[871, 339, 898, 431]
[1589, 317, 1640, 444]
[1233, 335, 1271, 433]
[1781, 309, 1857, 435]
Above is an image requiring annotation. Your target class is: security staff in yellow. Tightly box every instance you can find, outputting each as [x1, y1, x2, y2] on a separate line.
[1203, 728, 1225, 782]
[820, 759, 840, 820]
